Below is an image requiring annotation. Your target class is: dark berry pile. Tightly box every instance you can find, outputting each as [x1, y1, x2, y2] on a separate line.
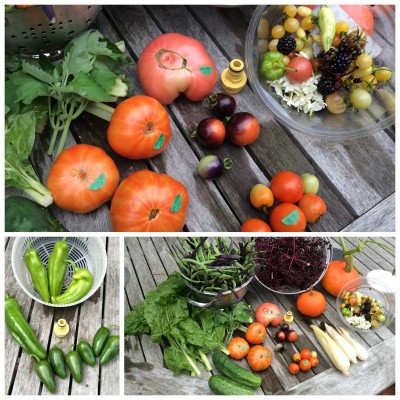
[316, 31, 365, 96]
[277, 35, 296, 55]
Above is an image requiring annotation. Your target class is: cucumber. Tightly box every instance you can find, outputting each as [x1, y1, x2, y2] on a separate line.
[208, 375, 256, 395]
[212, 351, 262, 388]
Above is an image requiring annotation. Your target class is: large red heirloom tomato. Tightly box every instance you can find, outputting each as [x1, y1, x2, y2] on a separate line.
[107, 95, 171, 160]
[46, 144, 120, 213]
[110, 170, 189, 232]
[137, 33, 218, 104]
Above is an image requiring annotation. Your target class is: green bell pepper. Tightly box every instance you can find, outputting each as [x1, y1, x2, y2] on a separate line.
[47, 237, 69, 299]
[23, 243, 51, 303]
[5, 292, 47, 360]
[260, 51, 294, 81]
[51, 261, 93, 305]
[31, 355, 57, 394]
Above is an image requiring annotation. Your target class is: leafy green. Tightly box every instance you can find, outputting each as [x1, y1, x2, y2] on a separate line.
[5, 29, 131, 158]
[124, 273, 254, 377]
[5, 112, 53, 207]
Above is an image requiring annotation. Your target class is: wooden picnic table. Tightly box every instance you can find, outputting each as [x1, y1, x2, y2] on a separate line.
[4, 237, 120, 396]
[16, 5, 394, 233]
[124, 236, 395, 395]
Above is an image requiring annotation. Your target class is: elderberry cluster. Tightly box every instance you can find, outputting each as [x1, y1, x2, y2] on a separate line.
[317, 31, 365, 96]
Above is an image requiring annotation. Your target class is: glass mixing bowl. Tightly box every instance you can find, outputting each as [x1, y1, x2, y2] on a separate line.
[245, 5, 395, 139]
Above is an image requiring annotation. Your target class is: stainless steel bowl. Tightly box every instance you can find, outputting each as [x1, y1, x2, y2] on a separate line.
[185, 276, 254, 309]
[5, 5, 102, 56]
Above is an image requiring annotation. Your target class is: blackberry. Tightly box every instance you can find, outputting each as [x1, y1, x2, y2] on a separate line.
[277, 35, 296, 55]
[330, 52, 352, 73]
[317, 77, 337, 96]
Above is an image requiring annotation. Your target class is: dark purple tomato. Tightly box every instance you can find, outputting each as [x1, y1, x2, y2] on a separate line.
[226, 112, 260, 146]
[194, 118, 226, 148]
[275, 331, 286, 342]
[198, 155, 232, 180]
[208, 93, 237, 117]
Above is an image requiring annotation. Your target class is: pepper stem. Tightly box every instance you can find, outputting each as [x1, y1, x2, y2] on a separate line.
[68, 344, 74, 352]
[105, 324, 120, 329]
[223, 158, 233, 171]
[65, 259, 79, 271]
[30, 354, 40, 363]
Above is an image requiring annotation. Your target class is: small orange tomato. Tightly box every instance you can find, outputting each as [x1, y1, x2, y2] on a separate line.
[300, 349, 312, 360]
[227, 337, 250, 360]
[292, 353, 301, 363]
[249, 184, 274, 212]
[240, 218, 272, 232]
[299, 359, 312, 371]
[289, 363, 300, 374]
[298, 193, 327, 223]
[245, 322, 267, 345]
[310, 357, 319, 367]
[247, 345, 273, 371]
[348, 296, 358, 306]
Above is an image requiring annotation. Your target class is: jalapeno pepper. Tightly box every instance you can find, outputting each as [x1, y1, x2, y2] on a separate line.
[5, 292, 47, 360]
[65, 344, 83, 383]
[31, 355, 57, 393]
[100, 335, 120, 365]
[47, 237, 69, 299]
[49, 341, 67, 379]
[92, 325, 119, 357]
[51, 261, 93, 305]
[23, 242, 51, 303]
[77, 338, 96, 366]
[260, 51, 294, 81]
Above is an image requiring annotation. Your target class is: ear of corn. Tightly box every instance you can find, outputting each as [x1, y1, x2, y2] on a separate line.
[336, 327, 369, 361]
[318, 5, 336, 51]
[324, 323, 358, 364]
[310, 324, 350, 375]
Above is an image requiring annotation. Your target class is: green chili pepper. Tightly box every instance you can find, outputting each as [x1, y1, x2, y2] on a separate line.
[77, 338, 96, 366]
[65, 344, 83, 383]
[49, 341, 67, 379]
[5, 292, 47, 360]
[31, 355, 56, 393]
[99, 335, 120, 365]
[92, 325, 119, 356]
[260, 51, 294, 81]
[23, 243, 51, 303]
[51, 261, 93, 305]
[47, 237, 69, 298]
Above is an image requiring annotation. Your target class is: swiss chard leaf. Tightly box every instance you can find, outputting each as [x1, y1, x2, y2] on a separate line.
[7, 71, 49, 105]
[124, 303, 150, 336]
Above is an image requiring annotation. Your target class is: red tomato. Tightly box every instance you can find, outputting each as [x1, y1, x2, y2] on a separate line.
[227, 337, 250, 360]
[269, 203, 307, 232]
[137, 33, 218, 104]
[240, 218, 272, 232]
[225, 112, 260, 146]
[46, 144, 119, 213]
[289, 363, 300, 374]
[247, 346, 272, 371]
[110, 170, 189, 232]
[298, 194, 327, 223]
[300, 349, 312, 360]
[107, 95, 171, 160]
[255, 302, 284, 327]
[270, 171, 304, 203]
[245, 322, 267, 344]
[340, 5, 374, 36]
[286, 57, 313, 84]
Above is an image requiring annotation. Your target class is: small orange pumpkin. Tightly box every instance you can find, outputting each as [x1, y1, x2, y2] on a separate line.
[296, 290, 326, 317]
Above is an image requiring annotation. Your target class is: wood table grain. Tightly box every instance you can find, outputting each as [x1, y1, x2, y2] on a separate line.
[4, 237, 120, 396]
[9, 5, 394, 233]
[124, 236, 395, 395]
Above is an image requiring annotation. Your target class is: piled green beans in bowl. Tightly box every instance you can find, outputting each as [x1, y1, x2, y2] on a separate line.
[170, 238, 256, 308]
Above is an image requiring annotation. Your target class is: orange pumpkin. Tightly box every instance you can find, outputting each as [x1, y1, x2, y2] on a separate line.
[46, 144, 119, 213]
[321, 260, 359, 296]
[296, 290, 326, 317]
[227, 337, 250, 360]
[247, 345, 272, 371]
[107, 95, 171, 160]
[110, 170, 189, 232]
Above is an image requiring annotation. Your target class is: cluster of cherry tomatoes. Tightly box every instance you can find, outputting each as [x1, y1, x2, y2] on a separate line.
[194, 93, 260, 180]
[241, 171, 327, 232]
[289, 349, 319, 374]
[227, 322, 273, 372]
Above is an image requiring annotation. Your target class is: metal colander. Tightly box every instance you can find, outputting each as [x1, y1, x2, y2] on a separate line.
[5, 5, 102, 56]
[12, 237, 107, 307]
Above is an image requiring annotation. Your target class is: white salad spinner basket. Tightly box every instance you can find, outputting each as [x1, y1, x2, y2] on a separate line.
[12, 237, 107, 307]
